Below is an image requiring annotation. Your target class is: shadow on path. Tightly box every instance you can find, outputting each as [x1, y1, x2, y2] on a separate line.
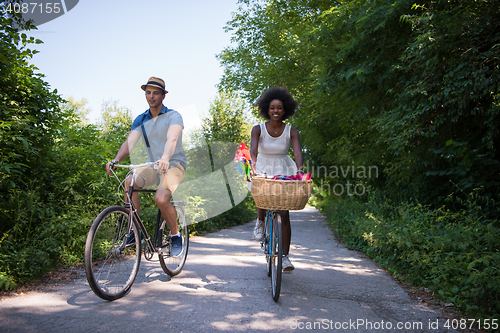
[0, 207, 458, 333]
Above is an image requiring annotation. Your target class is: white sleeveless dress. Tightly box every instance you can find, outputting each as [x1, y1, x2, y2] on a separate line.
[248, 123, 297, 190]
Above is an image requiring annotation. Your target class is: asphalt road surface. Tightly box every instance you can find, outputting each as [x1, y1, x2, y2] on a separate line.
[0, 207, 459, 332]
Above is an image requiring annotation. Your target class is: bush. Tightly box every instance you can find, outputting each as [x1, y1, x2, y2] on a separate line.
[189, 193, 256, 236]
[316, 189, 500, 320]
[0, 112, 124, 288]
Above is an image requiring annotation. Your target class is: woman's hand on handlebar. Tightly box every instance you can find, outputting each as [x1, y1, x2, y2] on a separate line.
[249, 165, 258, 180]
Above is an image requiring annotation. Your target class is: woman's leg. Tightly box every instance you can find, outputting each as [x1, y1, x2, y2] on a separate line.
[258, 208, 266, 221]
[280, 210, 291, 256]
[253, 208, 267, 241]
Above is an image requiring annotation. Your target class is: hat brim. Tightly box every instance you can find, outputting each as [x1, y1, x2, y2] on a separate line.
[141, 83, 168, 94]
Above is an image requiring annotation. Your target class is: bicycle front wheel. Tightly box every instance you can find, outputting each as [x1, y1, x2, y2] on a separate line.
[265, 212, 272, 278]
[84, 206, 141, 300]
[271, 212, 283, 302]
[158, 206, 189, 276]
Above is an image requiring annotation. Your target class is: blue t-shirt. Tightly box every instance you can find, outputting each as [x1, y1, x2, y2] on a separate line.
[131, 105, 187, 170]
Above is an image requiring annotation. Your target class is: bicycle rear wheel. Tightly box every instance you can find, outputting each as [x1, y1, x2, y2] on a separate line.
[84, 206, 141, 301]
[271, 212, 283, 302]
[158, 206, 189, 276]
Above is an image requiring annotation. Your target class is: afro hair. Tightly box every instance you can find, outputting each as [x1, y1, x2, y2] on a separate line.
[256, 86, 298, 120]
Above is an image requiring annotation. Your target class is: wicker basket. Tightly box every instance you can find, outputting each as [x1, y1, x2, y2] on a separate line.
[251, 176, 312, 211]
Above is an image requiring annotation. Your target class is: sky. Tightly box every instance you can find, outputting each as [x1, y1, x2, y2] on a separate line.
[25, 0, 241, 134]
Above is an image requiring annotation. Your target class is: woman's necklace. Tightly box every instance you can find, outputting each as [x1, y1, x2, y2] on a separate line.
[272, 123, 284, 135]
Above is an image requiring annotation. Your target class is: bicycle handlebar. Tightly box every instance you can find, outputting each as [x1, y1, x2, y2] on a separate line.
[111, 161, 158, 170]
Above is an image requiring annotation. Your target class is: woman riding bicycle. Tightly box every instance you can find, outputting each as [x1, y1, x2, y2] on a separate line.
[249, 86, 304, 271]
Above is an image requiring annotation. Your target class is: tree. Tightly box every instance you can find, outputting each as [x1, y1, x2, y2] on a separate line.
[199, 90, 254, 178]
[218, 0, 500, 205]
[98, 99, 133, 145]
[0, 6, 64, 233]
[218, 0, 394, 192]
[0, 8, 94, 289]
[176, 90, 255, 225]
[202, 90, 253, 144]
[373, 1, 500, 201]
[61, 96, 91, 125]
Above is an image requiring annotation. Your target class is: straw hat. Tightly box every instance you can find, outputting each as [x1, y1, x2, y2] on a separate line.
[141, 77, 168, 93]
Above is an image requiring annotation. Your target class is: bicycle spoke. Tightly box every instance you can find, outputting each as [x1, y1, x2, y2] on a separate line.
[158, 206, 189, 276]
[271, 212, 282, 302]
[85, 206, 141, 300]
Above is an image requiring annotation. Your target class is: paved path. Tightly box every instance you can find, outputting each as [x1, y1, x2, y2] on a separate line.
[0, 207, 458, 332]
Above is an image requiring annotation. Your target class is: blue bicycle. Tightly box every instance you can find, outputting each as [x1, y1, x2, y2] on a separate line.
[252, 175, 312, 302]
[261, 209, 283, 302]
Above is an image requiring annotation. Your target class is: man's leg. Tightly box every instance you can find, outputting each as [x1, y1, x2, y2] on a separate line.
[155, 188, 178, 234]
[128, 165, 158, 212]
[123, 174, 146, 246]
[156, 188, 183, 256]
[156, 164, 185, 256]
[156, 164, 185, 234]
[125, 175, 142, 212]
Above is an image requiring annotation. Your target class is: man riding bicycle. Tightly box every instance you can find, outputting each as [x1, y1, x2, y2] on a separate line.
[106, 76, 187, 256]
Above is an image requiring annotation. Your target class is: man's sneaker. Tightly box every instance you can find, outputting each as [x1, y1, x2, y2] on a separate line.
[253, 219, 264, 241]
[125, 230, 143, 248]
[170, 234, 183, 257]
[282, 255, 294, 272]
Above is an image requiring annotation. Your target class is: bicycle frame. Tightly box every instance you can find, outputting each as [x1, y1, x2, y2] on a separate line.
[84, 162, 189, 300]
[263, 210, 280, 258]
[262, 209, 283, 302]
[116, 163, 185, 260]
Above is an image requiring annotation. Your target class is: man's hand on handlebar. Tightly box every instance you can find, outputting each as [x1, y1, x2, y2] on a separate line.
[106, 160, 119, 176]
[157, 157, 169, 175]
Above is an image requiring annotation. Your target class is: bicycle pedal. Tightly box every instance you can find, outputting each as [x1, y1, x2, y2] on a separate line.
[282, 269, 293, 274]
[159, 246, 170, 255]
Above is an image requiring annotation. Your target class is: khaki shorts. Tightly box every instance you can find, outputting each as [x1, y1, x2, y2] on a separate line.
[135, 163, 185, 193]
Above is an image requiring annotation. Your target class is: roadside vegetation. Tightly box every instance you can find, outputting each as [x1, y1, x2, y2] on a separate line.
[316, 190, 499, 319]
